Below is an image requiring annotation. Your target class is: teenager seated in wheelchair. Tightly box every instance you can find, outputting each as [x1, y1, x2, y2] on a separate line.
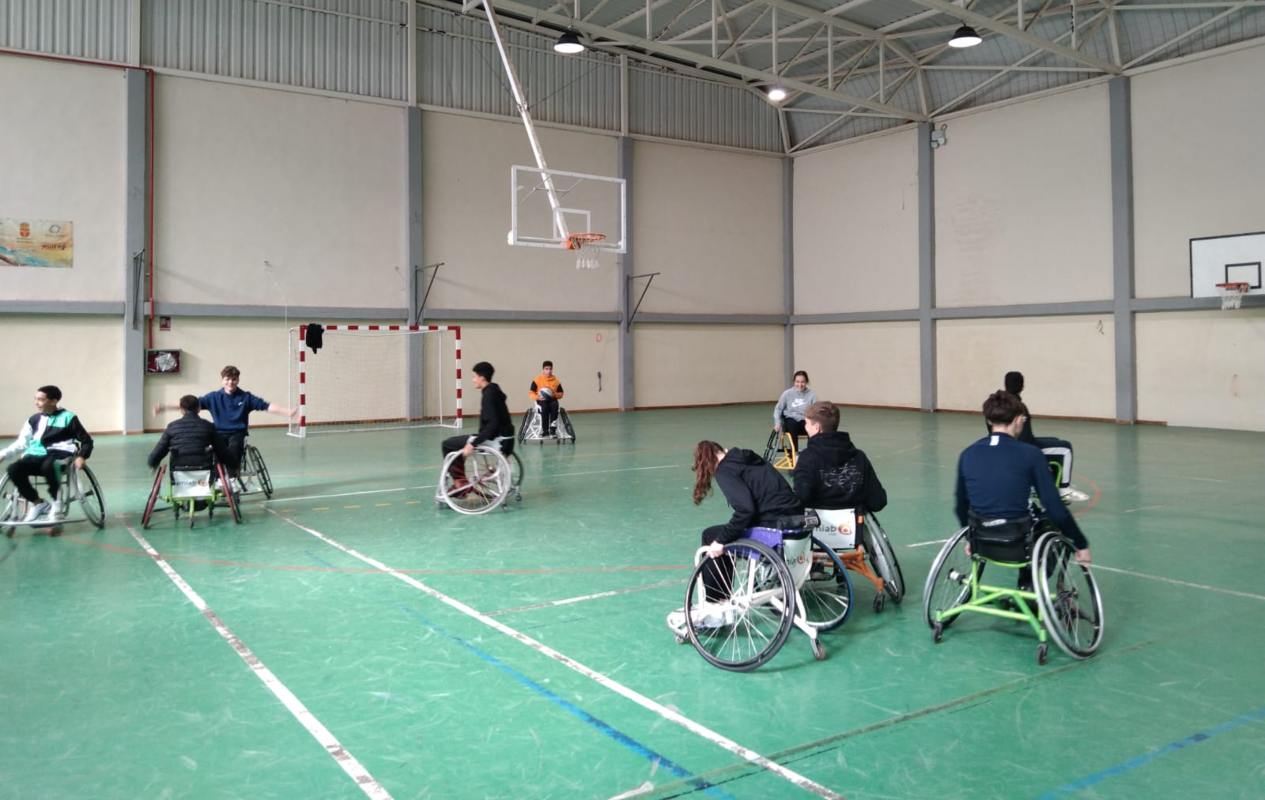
[0, 384, 98, 528]
[793, 401, 904, 611]
[925, 390, 1102, 662]
[997, 371, 1081, 502]
[438, 361, 517, 511]
[144, 395, 241, 527]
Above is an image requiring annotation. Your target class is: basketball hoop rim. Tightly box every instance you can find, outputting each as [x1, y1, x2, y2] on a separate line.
[565, 232, 606, 251]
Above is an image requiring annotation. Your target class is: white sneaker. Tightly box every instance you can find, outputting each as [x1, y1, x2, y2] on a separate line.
[666, 603, 731, 636]
[48, 504, 66, 523]
[24, 502, 51, 523]
[1060, 487, 1090, 503]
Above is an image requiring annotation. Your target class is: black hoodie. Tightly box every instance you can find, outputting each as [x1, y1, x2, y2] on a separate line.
[712, 448, 804, 543]
[792, 431, 887, 512]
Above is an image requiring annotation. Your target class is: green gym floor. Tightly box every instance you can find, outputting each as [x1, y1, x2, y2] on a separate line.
[2, 406, 1262, 800]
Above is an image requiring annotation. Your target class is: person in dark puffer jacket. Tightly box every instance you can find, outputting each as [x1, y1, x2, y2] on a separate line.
[792, 401, 887, 513]
[148, 395, 236, 472]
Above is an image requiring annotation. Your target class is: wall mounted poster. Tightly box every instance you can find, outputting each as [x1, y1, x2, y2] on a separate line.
[0, 218, 74, 268]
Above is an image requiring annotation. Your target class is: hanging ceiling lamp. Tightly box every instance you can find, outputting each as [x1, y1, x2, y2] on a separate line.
[948, 24, 982, 48]
[554, 30, 585, 54]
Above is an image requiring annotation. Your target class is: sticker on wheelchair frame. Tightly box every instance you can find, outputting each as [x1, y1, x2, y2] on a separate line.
[813, 508, 858, 550]
[172, 471, 214, 498]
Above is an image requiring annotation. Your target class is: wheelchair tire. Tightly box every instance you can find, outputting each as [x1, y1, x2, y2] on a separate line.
[0, 474, 18, 525]
[864, 513, 905, 603]
[800, 536, 853, 631]
[923, 526, 974, 631]
[1033, 532, 1104, 660]
[218, 465, 243, 524]
[244, 446, 273, 498]
[683, 538, 796, 672]
[517, 408, 535, 444]
[509, 452, 524, 501]
[73, 466, 107, 529]
[142, 466, 165, 529]
[559, 409, 576, 443]
[439, 449, 512, 515]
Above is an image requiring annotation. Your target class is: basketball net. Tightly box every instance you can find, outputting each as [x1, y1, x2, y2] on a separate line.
[1216, 282, 1249, 311]
[566, 233, 605, 270]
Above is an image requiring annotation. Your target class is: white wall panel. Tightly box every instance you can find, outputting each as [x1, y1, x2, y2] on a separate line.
[633, 141, 784, 315]
[936, 316, 1116, 419]
[793, 322, 920, 408]
[0, 54, 125, 302]
[154, 76, 406, 308]
[1137, 309, 1265, 431]
[421, 111, 619, 312]
[794, 130, 919, 314]
[1133, 44, 1265, 299]
[633, 325, 784, 407]
[0, 316, 122, 432]
[935, 84, 1113, 307]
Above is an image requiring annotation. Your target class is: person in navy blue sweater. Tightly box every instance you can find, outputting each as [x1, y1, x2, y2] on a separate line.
[956, 391, 1091, 565]
[156, 366, 295, 471]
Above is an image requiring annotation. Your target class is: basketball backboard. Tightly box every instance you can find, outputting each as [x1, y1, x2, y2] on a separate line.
[1190, 232, 1264, 297]
[508, 165, 626, 253]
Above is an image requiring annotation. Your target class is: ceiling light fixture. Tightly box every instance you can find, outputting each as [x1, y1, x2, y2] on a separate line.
[948, 24, 982, 48]
[767, 85, 788, 103]
[554, 30, 585, 54]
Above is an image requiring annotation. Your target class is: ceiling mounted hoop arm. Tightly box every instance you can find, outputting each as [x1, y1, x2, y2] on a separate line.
[625, 271, 661, 330]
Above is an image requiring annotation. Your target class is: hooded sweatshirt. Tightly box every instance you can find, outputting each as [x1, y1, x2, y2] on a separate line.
[773, 387, 816, 424]
[712, 448, 805, 543]
[792, 430, 887, 512]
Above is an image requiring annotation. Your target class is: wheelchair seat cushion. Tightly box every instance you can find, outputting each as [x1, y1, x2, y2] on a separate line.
[967, 514, 1033, 563]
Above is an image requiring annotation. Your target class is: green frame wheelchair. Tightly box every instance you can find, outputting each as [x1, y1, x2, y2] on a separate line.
[141, 461, 241, 528]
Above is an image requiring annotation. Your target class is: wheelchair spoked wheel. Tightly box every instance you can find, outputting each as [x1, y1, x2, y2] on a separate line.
[0, 475, 19, 526]
[923, 526, 974, 634]
[683, 539, 796, 672]
[558, 410, 576, 443]
[517, 408, 535, 444]
[141, 466, 166, 529]
[800, 536, 853, 631]
[217, 465, 243, 524]
[1033, 532, 1104, 659]
[71, 467, 107, 529]
[508, 452, 524, 502]
[864, 514, 905, 604]
[439, 450, 512, 515]
[243, 446, 273, 498]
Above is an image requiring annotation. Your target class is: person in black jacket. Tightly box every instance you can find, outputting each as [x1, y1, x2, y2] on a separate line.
[792, 401, 886, 513]
[999, 371, 1075, 498]
[690, 440, 804, 601]
[441, 361, 514, 485]
[148, 395, 235, 472]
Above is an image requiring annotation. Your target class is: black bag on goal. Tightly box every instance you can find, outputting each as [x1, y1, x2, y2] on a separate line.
[305, 323, 325, 353]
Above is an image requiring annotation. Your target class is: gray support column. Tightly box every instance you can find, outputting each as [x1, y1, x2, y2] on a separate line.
[123, 69, 147, 433]
[1109, 77, 1136, 423]
[405, 106, 425, 420]
[782, 157, 794, 379]
[618, 136, 634, 410]
[917, 121, 937, 412]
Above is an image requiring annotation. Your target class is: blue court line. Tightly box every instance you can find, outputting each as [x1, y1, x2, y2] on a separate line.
[1038, 704, 1265, 798]
[398, 605, 733, 800]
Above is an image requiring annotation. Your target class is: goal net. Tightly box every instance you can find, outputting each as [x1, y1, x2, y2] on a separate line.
[288, 324, 462, 438]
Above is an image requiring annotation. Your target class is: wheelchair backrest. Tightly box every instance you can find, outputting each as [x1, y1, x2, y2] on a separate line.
[967, 514, 1033, 563]
[812, 507, 859, 550]
[171, 470, 215, 499]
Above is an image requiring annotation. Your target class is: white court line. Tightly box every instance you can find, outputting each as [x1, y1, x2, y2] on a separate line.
[268, 509, 844, 800]
[265, 464, 678, 505]
[1090, 564, 1265, 602]
[123, 523, 391, 800]
[488, 578, 684, 616]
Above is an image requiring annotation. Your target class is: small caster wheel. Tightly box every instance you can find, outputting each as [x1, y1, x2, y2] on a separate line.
[872, 593, 886, 613]
[674, 634, 686, 645]
[932, 622, 944, 644]
[811, 638, 827, 661]
[1037, 643, 1049, 665]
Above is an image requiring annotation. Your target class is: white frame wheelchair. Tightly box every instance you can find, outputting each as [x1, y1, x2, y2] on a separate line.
[517, 403, 575, 445]
[811, 507, 905, 613]
[923, 518, 1104, 663]
[0, 449, 106, 533]
[141, 460, 242, 529]
[230, 437, 273, 499]
[435, 437, 524, 515]
[673, 516, 856, 672]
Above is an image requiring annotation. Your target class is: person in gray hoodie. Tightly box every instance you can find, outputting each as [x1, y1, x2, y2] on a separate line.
[772, 370, 816, 453]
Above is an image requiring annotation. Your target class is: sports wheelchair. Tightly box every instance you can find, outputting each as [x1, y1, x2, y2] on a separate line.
[141, 461, 241, 528]
[922, 514, 1104, 664]
[435, 437, 524, 515]
[518, 404, 575, 444]
[761, 430, 801, 470]
[671, 514, 857, 672]
[231, 437, 273, 499]
[811, 507, 905, 613]
[0, 450, 106, 533]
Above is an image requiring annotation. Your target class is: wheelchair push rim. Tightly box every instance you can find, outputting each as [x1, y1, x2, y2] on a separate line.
[1034, 532, 1104, 659]
[683, 538, 796, 672]
[438, 449, 513, 515]
[799, 536, 853, 631]
[922, 526, 973, 630]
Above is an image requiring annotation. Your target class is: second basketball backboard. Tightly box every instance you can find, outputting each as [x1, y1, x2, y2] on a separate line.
[509, 165, 626, 253]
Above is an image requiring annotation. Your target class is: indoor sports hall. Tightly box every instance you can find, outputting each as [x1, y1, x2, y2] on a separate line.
[2, 2, 1263, 798]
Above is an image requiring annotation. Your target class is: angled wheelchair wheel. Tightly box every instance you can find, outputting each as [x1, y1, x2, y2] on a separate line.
[0, 474, 20, 525]
[800, 536, 853, 631]
[517, 407, 537, 444]
[923, 527, 974, 630]
[558, 409, 576, 443]
[1034, 532, 1104, 659]
[142, 466, 165, 529]
[71, 466, 107, 529]
[439, 449, 511, 515]
[683, 539, 796, 672]
[761, 430, 780, 464]
[217, 465, 243, 524]
[243, 446, 273, 498]
[508, 452, 524, 501]
[864, 514, 905, 603]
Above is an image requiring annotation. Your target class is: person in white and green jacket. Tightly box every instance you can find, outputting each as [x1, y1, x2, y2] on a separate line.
[0, 385, 94, 523]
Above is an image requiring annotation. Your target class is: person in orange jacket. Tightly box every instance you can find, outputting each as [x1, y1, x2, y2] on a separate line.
[529, 360, 565, 436]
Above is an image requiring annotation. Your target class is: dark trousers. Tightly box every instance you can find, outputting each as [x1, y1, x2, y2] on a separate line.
[441, 435, 514, 481]
[220, 431, 248, 475]
[700, 525, 734, 602]
[7, 455, 63, 503]
[780, 416, 808, 452]
[1035, 436, 1073, 488]
[537, 398, 559, 434]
